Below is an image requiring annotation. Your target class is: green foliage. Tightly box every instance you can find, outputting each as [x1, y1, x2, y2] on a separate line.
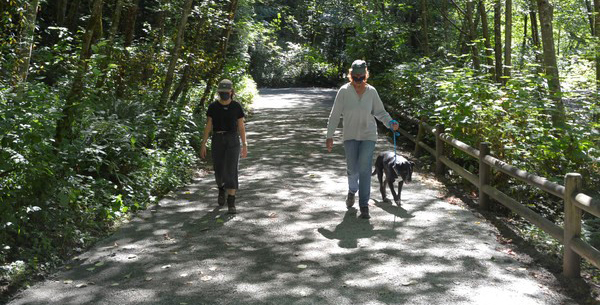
[374, 57, 599, 218]
[0, 80, 203, 285]
[250, 38, 339, 87]
[0, 0, 261, 291]
[232, 74, 259, 109]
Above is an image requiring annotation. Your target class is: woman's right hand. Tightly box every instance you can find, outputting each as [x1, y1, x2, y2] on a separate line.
[200, 144, 207, 159]
[326, 138, 333, 153]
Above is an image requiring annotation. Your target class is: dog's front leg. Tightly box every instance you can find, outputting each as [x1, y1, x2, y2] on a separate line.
[377, 170, 388, 202]
[395, 181, 404, 205]
[387, 179, 397, 204]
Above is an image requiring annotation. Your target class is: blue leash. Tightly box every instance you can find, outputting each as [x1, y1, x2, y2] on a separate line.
[389, 120, 400, 162]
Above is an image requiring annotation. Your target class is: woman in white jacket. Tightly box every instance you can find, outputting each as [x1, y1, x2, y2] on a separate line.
[326, 60, 398, 219]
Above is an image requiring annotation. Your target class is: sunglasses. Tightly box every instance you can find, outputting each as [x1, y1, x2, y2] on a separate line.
[352, 75, 366, 82]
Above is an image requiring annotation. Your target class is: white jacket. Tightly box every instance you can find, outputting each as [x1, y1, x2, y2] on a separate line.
[326, 83, 394, 142]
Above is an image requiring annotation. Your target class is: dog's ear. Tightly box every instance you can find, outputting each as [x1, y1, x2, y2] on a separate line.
[410, 161, 415, 167]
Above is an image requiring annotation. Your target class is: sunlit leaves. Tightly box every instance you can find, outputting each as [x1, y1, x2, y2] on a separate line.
[378, 56, 599, 199]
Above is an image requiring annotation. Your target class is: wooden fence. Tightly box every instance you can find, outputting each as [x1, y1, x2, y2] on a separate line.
[394, 113, 600, 278]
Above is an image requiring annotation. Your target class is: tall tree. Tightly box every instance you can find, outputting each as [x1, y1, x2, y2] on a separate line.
[494, 0, 503, 83]
[96, 0, 124, 89]
[56, 0, 68, 25]
[479, 0, 494, 75]
[537, 0, 565, 126]
[442, 0, 449, 41]
[467, 0, 481, 70]
[504, 0, 512, 81]
[115, 0, 139, 98]
[584, 0, 595, 35]
[159, 0, 195, 113]
[13, 0, 40, 85]
[529, 1, 542, 66]
[65, 0, 81, 32]
[421, 0, 430, 56]
[197, 0, 240, 110]
[530, 8, 540, 48]
[123, 0, 139, 47]
[519, 12, 528, 67]
[55, 0, 104, 147]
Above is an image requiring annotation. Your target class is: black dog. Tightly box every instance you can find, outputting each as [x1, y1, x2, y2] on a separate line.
[372, 151, 415, 205]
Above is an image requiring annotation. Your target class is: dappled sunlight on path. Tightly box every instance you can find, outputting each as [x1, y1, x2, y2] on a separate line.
[7, 88, 579, 305]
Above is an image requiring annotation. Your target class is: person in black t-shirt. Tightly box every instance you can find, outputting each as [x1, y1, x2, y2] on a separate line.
[200, 79, 248, 214]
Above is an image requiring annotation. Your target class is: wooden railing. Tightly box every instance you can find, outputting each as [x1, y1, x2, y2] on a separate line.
[395, 113, 600, 278]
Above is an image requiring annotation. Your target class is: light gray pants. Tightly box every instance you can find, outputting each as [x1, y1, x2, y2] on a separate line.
[211, 132, 240, 190]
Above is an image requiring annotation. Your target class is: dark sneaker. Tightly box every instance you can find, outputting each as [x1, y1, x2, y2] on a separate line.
[359, 206, 370, 219]
[218, 187, 226, 206]
[227, 195, 236, 214]
[346, 192, 355, 208]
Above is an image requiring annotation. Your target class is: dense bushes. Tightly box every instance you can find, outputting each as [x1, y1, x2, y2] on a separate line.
[0, 75, 257, 291]
[372, 57, 599, 231]
[250, 40, 340, 88]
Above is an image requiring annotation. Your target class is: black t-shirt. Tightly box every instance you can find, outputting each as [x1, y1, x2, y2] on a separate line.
[206, 100, 245, 132]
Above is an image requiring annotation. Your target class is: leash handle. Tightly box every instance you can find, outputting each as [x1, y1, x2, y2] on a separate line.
[389, 120, 400, 162]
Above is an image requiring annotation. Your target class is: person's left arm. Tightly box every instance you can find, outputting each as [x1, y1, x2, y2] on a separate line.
[238, 117, 247, 158]
[237, 104, 248, 158]
[371, 88, 399, 131]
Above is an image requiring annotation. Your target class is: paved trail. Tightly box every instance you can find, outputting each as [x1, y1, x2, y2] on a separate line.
[7, 88, 579, 305]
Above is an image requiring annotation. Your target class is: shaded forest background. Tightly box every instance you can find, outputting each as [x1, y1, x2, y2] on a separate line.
[1, 0, 599, 296]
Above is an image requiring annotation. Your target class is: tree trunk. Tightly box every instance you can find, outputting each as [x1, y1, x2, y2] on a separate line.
[13, 0, 40, 85]
[504, 0, 512, 81]
[529, 0, 543, 66]
[442, 0, 449, 41]
[96, 0, 124, 89]
[170, 64, 190, 103]
[115, 0, 139, 98]
[108, 0, 123, 42]
[584, 0, 594, 35]
[494, 0, 503, 83]
[474, 2, 482, 33]
[408, 8, 420, 50]
[154, 10, 167, 50]
[55, 0, 104, 148]
[594, 0, 600, 85]
[537, 0, 565, 126]
[81, 0, 103, 59]
[56, 0, 68, 25]
[519, 13, 528, 68]
[467, 0, 481, 70]
[479, 0, 494, 76]
[557, 24, 561, 57]
[159, 0, 195, 113]
[530, 10, 540, 47]
[421, 0, 430, 56]
[456, 18, 467, 54]
[123, 0, 139, 47]
[197, 0, 240, 110]
[66, 0, 81, 32]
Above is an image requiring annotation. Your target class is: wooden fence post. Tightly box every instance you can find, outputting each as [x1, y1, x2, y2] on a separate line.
[435, 124, 445, 176]
[564, 173, 582, 278]
[414, 118, 425, 157]
[479, 142, 491, 210]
